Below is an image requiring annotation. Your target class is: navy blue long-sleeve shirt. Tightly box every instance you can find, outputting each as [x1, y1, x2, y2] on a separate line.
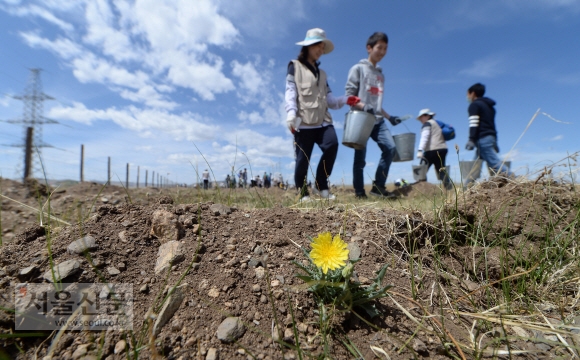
[468, 97, 498, 141]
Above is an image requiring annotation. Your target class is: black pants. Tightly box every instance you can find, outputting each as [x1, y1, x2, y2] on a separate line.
[423, 149, 451, 187]
[294, 126, 338, 197]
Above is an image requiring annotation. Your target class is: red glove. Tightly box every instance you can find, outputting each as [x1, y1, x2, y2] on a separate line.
[346, 96, 360, 106]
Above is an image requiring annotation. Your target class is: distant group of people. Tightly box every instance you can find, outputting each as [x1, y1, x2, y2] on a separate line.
[285, 28, 512, 202]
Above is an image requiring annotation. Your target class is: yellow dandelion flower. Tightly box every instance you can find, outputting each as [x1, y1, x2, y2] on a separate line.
[309, 232, 349, 274]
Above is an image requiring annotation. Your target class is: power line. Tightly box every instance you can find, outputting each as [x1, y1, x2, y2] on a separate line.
[1, 69, 61, 180]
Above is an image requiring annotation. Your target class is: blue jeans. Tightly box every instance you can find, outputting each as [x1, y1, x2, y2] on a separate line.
[294, 126, 338, 196]
[353, 119, 397, 195]
[465, 135, 512, 186]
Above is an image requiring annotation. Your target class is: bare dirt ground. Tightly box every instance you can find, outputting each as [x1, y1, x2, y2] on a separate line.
[1, 177, 579, 359]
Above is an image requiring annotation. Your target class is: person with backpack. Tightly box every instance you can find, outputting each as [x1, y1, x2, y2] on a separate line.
[416, 108, 452, 189]
[465, 83, 513, 186]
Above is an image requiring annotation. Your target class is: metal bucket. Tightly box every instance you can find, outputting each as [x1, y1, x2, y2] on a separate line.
[342, 111, 376, 150]
[488, 161, 511, 176]
[412, 164, 428, 181]
[392, 133, 416, 162]
[459, 160, 483, 181]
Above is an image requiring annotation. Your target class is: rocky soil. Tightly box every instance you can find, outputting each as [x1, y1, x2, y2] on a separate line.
[1, 177, 579, 359]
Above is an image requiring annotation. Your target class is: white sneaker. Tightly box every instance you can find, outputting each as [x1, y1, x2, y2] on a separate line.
[319, 190, 336, 200]
[298, 195, 312, 203]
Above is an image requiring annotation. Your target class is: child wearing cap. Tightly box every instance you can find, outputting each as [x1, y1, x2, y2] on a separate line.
[285, 28, 355, 202]
[345, 32, 404, 199]
[416, 109, 452, 189]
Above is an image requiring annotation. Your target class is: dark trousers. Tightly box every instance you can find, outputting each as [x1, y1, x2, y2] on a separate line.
[294, 126, 338, 196]
[423, 149, 451, 187]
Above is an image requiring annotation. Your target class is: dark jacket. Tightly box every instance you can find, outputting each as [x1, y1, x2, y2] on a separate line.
[468, 97, 497, 141]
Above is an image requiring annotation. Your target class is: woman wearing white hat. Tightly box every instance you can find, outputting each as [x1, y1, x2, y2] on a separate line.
[416, 108, 452, 189]
[285, 28, 356, 202]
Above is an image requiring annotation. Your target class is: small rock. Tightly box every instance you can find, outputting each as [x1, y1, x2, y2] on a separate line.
[215, 254, 224, 263]
[139, 284, 149, 293]
[347, 243, 361, 261]
[283, 328, 294, 342]
[72, 344, 88, 359]
[255, 266, 265, 279]
[114, 340, 126, 354]
[121, 220, 133, 227]
[118, 262, 126, 271]
[252, 284, 261, 292]
[43, 260, 81, 282]
[192, 224, 200, 234]
[155, 241, 185, 275]
[248, 258, 263, 268]
[18, 265, 38, 280]
[67, 236, 97, 255]
[152, 283, 188, 335]
[413, 338, 428, 354]
[206, 348, 219, 360]
[118, 231, 129, 243]
[208, 288, 220, 298]
[462, 279, 479, 292]
[107, 267, 120, 275]
[270, 280, 280, 287]
[216, 317, 246, 343]
[171, 319, 183, 331]
[210, 204, 232, 216]
[93, 258, 105, 268]
[150, 209, 184, 244]
[225, 258, 238, 267]
[260, 295, 267, 304]
[253, 246, 264, 255]
[283, 252, 295, 260]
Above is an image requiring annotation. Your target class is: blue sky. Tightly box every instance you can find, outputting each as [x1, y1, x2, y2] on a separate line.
[1, 0, 579, 186]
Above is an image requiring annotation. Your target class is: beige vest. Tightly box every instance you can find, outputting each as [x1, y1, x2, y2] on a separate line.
[292, 60, 332, 127]
[425, 120, 447, 151]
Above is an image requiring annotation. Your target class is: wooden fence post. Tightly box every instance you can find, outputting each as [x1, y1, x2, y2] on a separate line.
[80, 144, 84, 183]
[23, 127, 33, 181]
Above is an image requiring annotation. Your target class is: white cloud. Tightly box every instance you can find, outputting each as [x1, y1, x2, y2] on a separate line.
[231, 60, 268, 100]
[5, 3, 73, 31]
[231, 59, 285, 126]
[10, 1, 242, 104]
[47, 102, 219, 142]
[548, 135, 564, 141]
[83, 0, 140, 62]
[20, 32, 82, 59]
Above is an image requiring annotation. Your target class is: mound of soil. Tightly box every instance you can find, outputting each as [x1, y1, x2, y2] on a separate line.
[449, 177, 579, 242]
[392, 181, 444, 199]
[1, 178, 578, 359]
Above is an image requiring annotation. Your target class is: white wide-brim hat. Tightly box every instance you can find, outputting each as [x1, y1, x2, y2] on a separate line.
[296, 28, 334, 54]
[417, 108, 435, 119]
